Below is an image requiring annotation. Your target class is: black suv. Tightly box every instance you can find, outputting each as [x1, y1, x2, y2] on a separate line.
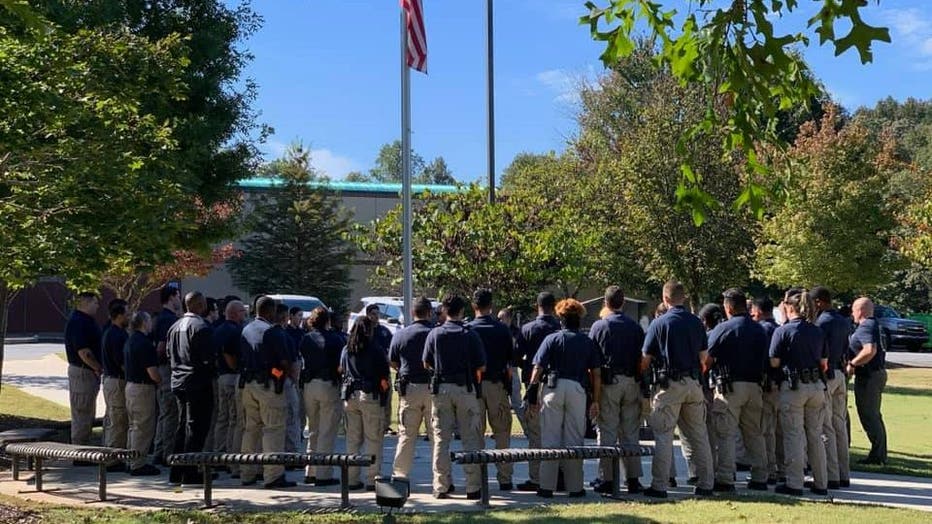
[875, 305, 930, 352]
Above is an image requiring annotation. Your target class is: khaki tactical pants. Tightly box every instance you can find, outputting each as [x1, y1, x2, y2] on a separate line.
[480, 379, 513, 484]
[68, 365, 99, 445]
[762, 387, 784, 480]
[304, 379, 343, 480]
[431, 384, 482, 494]
[381, 371, 395, 432]
[540, 379, 587, 493]
[823, 374, 850, 482]
[240, 381, 287, 483]
[648, 378, 714, 491]
[779, 382, 827, 490]
[285, 378, 303, 453]
[392, 382, 432, 478]
[597, 375, 643, 482]
[711, 381, 767, 484]
[522, 387, 543, 484]
[154, 364, 178, 460]
[102, 376, 128, 449]
[214, 374, 239, 453]
[125, 382, 157, 470]
[345, 390, 384, 486]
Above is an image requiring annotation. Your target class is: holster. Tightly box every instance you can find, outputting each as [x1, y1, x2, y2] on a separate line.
[238, 374, 246, 390]
[273, 376, 284, 395]
[545, 372, 558, 389]
[395, 376, 409, 397]
[341, 380, 353, 401]
[601, 367, 616, 386]
[430, 374, 439, 395]
[474, 379, 483, 399]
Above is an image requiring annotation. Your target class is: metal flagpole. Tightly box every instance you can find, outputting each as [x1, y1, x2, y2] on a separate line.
[401, 9, 414, 326]
[486, 0, 496, 203]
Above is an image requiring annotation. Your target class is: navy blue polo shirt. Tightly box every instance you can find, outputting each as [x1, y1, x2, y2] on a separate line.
[423, 320, 487, 381]
[589, 312, 645, 375]
[816, 309, 854, 369]
[101, 325, 128, 379]
[286, 326, 304, 351]
[768, 317, 826, 371]
[388, 320, 434, 383]
[373, 324, 393, 353]
[152, 307, 178, 364]
[707, 314, 768, 383]
[266, 325, 297, 365]
[642, 305, 707, 372]
[64, 310, 101, 369]
[468, 315, 514, 381]
[212, 320, 242, 375]
[533, 329, 602, 384]
[850, 317, 885, 374]
[300, 329, 344, 382]
[516, 315, 561, 383]
[758, 318, 778, 344]
[340, 340, 390, 391]
[124, 331, 159, 384]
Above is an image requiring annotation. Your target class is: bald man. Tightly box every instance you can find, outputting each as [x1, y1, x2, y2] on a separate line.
[212, 300, 247, 474]
[847, 298, 888, 466]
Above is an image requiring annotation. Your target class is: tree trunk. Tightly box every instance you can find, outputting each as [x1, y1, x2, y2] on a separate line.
[0, 280, 10, 393]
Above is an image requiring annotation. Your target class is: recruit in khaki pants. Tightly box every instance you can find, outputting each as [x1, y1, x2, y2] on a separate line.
[597, 375, 643, 483]
[393, 382, 433, 479]
[303, 379, 343, 481]
[648, 377, 714, 491]
[479, 379, 513, 485]
[240, 381, 287, 483]
[431, 384, 483, 494]
[522, 386, 543, 485]
[154, 364, 178, 460]
[68, 365, 100, 445]
[540, 379, 587, 493]
[711, 381, 767, 485]
[779, 381, 827, 491]
[102, 376, 128, 449]
[213, 373, 239, 453]
[344, 391, 384, 486]
[822, 374, 850, 483]
[761, 388, 784, 481]
[125, 382, 157, 471]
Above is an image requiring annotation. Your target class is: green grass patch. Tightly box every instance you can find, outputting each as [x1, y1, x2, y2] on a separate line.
[0, 384, 70, 423]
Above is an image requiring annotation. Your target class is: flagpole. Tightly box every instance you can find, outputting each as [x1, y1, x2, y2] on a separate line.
[486, 0, 496, 203]
[401, 8, 414, 327]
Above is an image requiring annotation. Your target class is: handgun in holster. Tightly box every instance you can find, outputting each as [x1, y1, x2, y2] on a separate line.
[430, 373, 439, 395]
[270, 367, 285, 395]
[545, 370, 558, 389]
[238, 374, 246, 389]
[379, 388, 388, 407]
[601, 366, 616, 386]
[341, 378, 353, 401]
[395, 375, 409, 397]
[783, 366, 799, 390]
[474, 377, 483, 400]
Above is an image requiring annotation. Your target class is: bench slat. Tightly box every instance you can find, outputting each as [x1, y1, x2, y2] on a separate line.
[5, 442, 139, 462]
[452, 445, 654, 464]
[167, 452, 373, 467]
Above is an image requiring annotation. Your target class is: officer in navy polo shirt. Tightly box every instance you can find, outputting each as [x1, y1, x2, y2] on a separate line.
[101, 300, 130, 461]
[751, 295, 783, 484]
[124, 311, 161, 476]
[64, 292, 103, 450]
[153, 284, 181, 465]
[211, 300, 247, 473]
[847, 297, 888, 466]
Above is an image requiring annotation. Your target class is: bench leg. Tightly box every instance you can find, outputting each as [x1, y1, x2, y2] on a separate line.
[34, 458, 42, 492]
[479, 463, 490, 508]
[340, 465, 350, 509]
[11, 456, 19, 481]
[98, 463, 107, 501]
[203, 467, 214, 508]
[611, 457, 621, 498]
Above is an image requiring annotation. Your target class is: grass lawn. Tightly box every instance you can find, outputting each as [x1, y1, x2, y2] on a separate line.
[849, 367, 932, 478]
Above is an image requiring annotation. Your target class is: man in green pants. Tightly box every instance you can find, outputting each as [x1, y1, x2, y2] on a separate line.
[847, 297, 887, 465]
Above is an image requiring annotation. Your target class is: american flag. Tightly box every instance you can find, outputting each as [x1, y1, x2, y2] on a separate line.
[401, 0, 427, 73]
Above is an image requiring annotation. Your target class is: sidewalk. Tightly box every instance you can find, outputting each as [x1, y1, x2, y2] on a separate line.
[2, 351, 932, 514]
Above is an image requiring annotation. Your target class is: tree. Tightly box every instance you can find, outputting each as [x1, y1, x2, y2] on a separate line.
[344, 170, 369, 183]
[417, 156, 456, 185]
[369, 140, 425, 183]
[228, 144, 355, 313]
[582, 0, 891, 221]
[754, 105, 901, 294]
[575, 43, 755, 309]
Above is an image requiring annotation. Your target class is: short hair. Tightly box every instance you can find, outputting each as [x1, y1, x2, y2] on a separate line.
[256, 296, 276, 318]
[108, 300, 127, 320]
[555, 298, 586, 329]
[129, 311, 150, 331]
[473, 288, 493, 310]
[784, 287, 804, 301]
[224, 294, 241, 303]
[698, 303, 724, 330]
[108, 298, 127, 310]
[365, 303, 380, 314]
[752, 296, 773, 313]
[76, 291, 97, 304]
[184, 291, 205, 312]
[442, 293, 467, 317]
[159, 285, 179, 305]
[662, 281, 686, 302]
[722, 288, 747, 313]
[289, 306, 303, 317]
[275, 303, 290, 321]
[309, 306, 330, 331]
[604, 286, 625, 310]
[537, 292, 556, 311]
[811, 285, 832, 303]
[413, 297, 433, 319]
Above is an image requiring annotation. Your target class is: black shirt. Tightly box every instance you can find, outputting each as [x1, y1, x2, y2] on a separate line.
[388, 320, 434, 383]
[212, 320, 243, 375]
[850, 317, 885, 374]
[167, 313, 215, 392]
[124, 331, 159, 384]
[300, 329, 344, 383]
[589, 312, 645, 375]
[816, 309, 854, 369]
[101, 325, 128, 379]
[533, 329, 602, 384]
[423, 320, 487, 382]
[64, 310, 101, 369]
[642, 305, 707, 372]
[153, 307, 178, 365]
[468, 315, 513, 381]
[768, 317, 827, 371]
[340, 341, 390, 392]
[516, 314, 561, 383]
[707, 314, 768, 383]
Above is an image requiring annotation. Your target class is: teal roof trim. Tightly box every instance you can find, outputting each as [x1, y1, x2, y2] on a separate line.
[238, 177, 464, 194]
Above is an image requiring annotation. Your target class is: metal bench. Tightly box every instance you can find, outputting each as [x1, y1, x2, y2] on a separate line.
[167, 452, 374, 508]
[0, 428, 58, 472]
[453, 445, 654, 506]
[4, 441, 139, 501]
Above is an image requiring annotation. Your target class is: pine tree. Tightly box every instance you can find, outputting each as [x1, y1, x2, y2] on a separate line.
[228, 144, 354, 313]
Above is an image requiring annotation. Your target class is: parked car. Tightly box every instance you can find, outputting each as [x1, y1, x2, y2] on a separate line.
[348, 296, 440, 335]
[265, 294, 328, 320]
[875, 305, 930, 352]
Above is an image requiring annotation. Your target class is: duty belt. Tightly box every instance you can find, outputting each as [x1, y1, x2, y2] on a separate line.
[669, 368, 700, 381]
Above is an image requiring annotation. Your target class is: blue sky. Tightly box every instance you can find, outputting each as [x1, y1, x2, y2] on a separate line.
[238, 0, 932, 182]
